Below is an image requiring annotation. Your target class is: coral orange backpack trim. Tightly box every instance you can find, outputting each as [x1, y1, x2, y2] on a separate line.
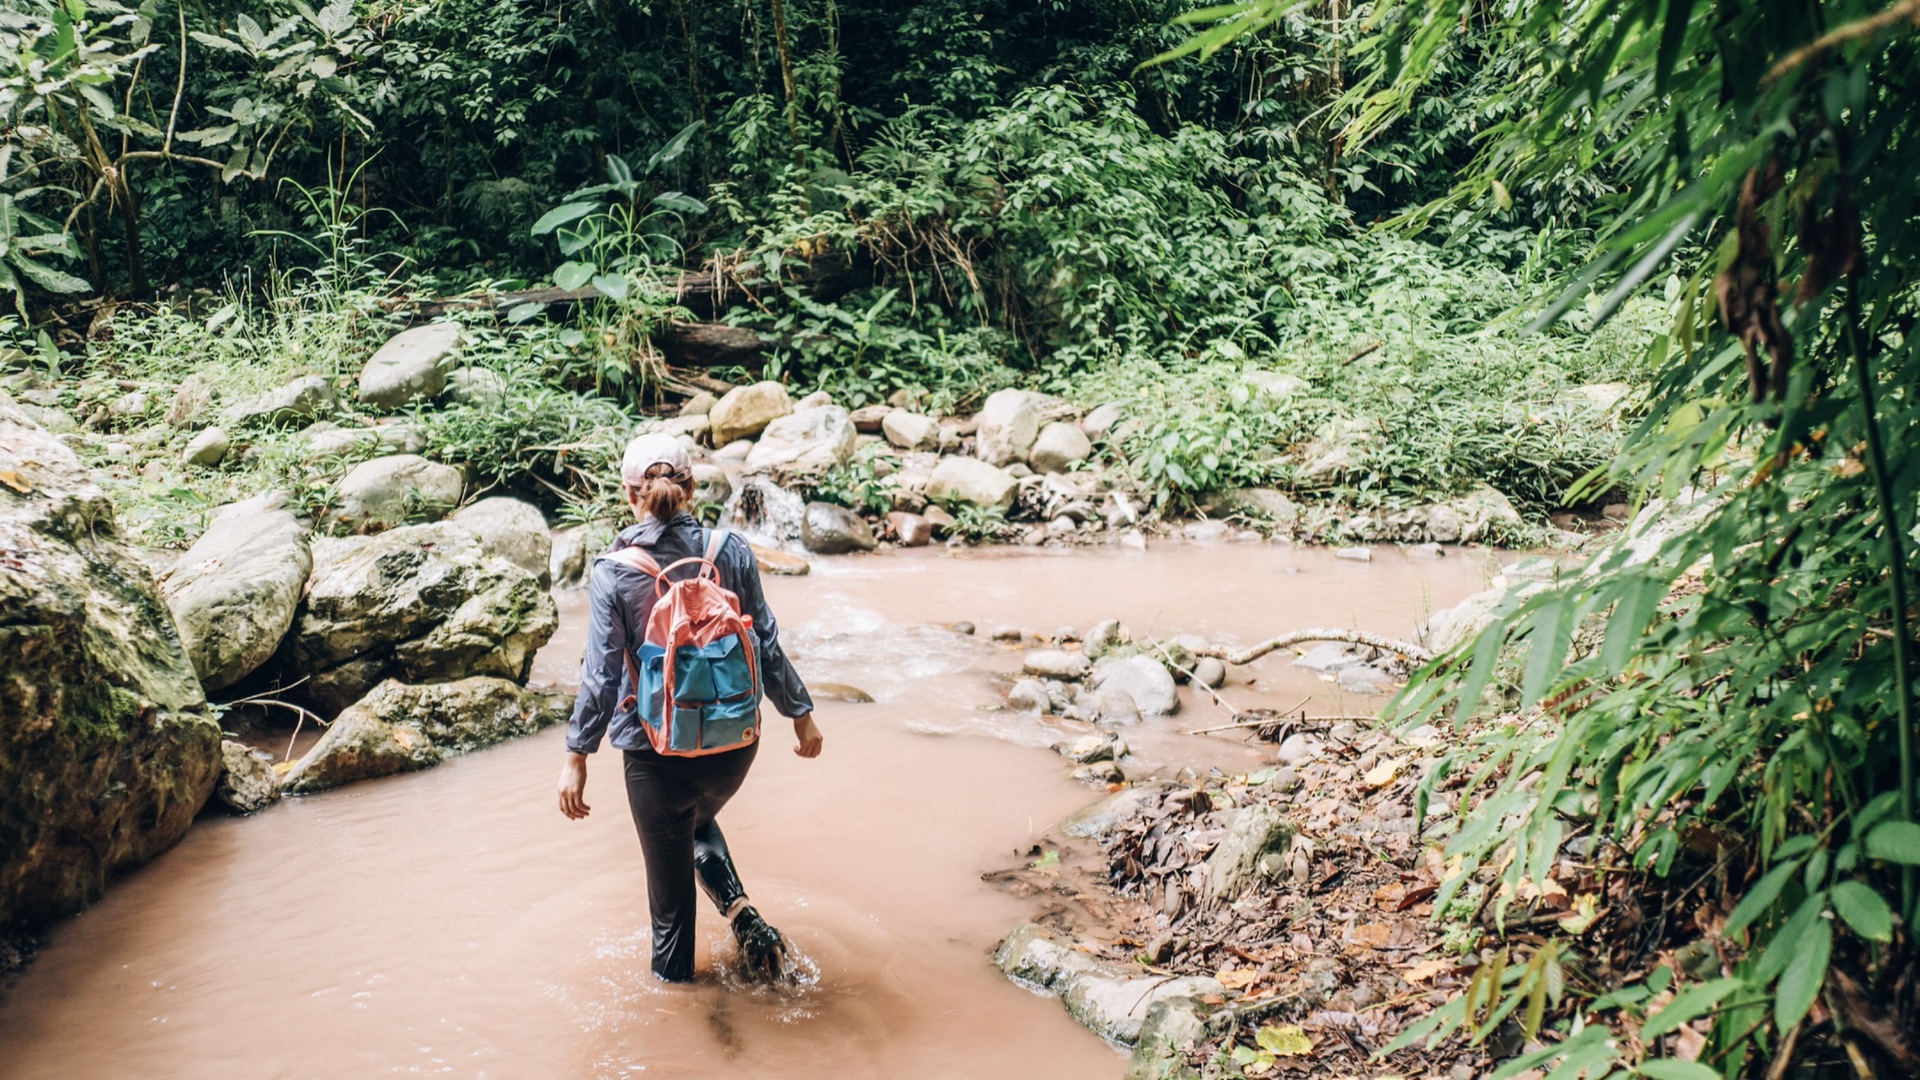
[603, 527, 762, 756]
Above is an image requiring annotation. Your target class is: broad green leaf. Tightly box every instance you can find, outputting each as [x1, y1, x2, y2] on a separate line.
[1864, 821, 1920, 864]
[652, 191, 708, 214]
[1637, 1061, 1721, 1080]
[591, 273, 627, 301]
[1723, 860, 1800, 936]
[1830, 881, 1893, 942]
[1641, 977, 1743, 1039]
[1774, 917, 1832, 1031]
[552, 261, 595, 291]
[530, 202, 597, 236]
[1254, 1024, 1312, 1056]
[1754, 893, 1825, 984]
[505, 302, 543, 325]
[10, 255, 89, 293]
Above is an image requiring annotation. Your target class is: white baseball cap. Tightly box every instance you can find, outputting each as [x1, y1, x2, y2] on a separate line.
[620, 432, 693, 486]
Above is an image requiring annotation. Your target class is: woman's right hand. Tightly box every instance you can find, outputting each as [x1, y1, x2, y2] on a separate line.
[793, 714, 824, 758]
[557, 752, 590, 819]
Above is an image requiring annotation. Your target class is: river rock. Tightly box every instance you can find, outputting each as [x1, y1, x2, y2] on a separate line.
[811, 682, 875, 703]
[215, 740, 281, 814]
[1293, 643, 1367, 672]
[1061, 783, 1168, 838]
[709, 380, 793, 446]
[887, 511, 932, 547]
[1222, 487, 1299, 528]
[751, 542, 811, 576]
[1091, 655, 1179, 716]
[224, 374, 336, 428]
[801, 501, 877, 554]
[1084, 618, 1132, 661]
[923, 504, 957, 536]
[849, 403, 893, 433]
[925, 456, 1016, 509]
[166, 373, 215, 428]
[1205, 804, 1294, 900]
[1420, 584, 1508, 655]
[451, 496, 552, 587]
[278, 522, 557, 716]
[1024, 650, 1091, 680]
[713, 438, 753, 462]
[1427, 483, 1522, 543]
[1125, 997, 1213, 1080]
[678, 391, 717, 417]
[1008, 679, 1050, 715]
[995, 923, 1222, 1046]
[647, 413, 712, 442]
[444, 366, 508, 406]
[974, 388, 1044, 466]
[1338, 665, 1390, 694]
[358, 323, 458, 410]
[1060, 732, 1126, 764]
[746, 406, 856, 477]
[181, 425, 230, 465]
[1030, 421, 1092, 474]
[549, 524, 602, 588]
[1297, 417, 1370, 482]
[1093, 687, 1142, 725]
[327, 454, 464, 533]
[160, 492, 312, 691]
[1082, 403, 1124, 439]
[0, 393, 222, 931]
[282, 677, 569, 794]
[882, 411, 939, 451]
[1192, 656, 1227, 689]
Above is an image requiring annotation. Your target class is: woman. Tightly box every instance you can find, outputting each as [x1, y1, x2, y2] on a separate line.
[557, 432, 824, 983]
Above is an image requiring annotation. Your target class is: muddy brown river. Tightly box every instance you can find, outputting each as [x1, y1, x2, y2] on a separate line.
[0, 541, 1498, 1079]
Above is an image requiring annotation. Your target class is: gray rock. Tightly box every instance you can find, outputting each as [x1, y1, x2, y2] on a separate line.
[925, 456, 1017, 509]
[215, 741, 281, 814]
[1125, 997, 1212, 1080]
[181, 426, 230, 466]
[1225, 487, 1299, 527]
[678, 390, 718, 417]
[0, 392, 222, 931]
[647, 413, 711, 442]
[1082, 403, 1125, 439]
[849, 403, 893, 433]
[713, 438, 753, 462]
[794, 390, 834, 411]
[1335, 546, 1372, 562]
[800, 501, 877, 554]
[1008, 679, 1051, 715]
[881, 410, 940, 451]
[995, 923, 1223, 1046]
[327, 454, 464, 532]
[1192, 656, 1227, 689]
[166, 373, 215, 428]
[443, 366, 508, 406]
[1060, 732, 1126, 764]
[974, 388, 1044, 466]
[746, 405, 856, 477]
[1275, 733, 1322, 765]
[225, 374, 336, 428]
[549, 522, 613, 588]
[692, 462, 733, 508]
[1293, 643, 1367, 672]
[281, 522, 557, 715]
[1023, 650, 1091, 680]
[108, 390, 150, 420]
[160, 492, 312, 691]
[1420, 585, 1509, 655]
[1205, 804, 1294, 900]
[1084, 618, 1131, 660]
[887, 510, 933, 547]
[282, 677, 569, 794]
[1093, 687, 1142, 725]
[358, 323, 459, 410]
[1296, 417, 1370, 482]
[451, 496, 552, 587]
[1029, 421, 1092, 474]
[709, 380, 794, 446]
[1060, 783, 1168, 839]
[1076, 759, 1127, 785]
[1337, 665, 1390, 694]
[1427, 483, 1523, 544]
[1091, 654, 1179, 716]
[299, 425, 381, 462]
[1407, 541, 1445, 558]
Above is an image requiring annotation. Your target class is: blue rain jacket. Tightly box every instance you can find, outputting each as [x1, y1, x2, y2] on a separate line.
[564, 513, 814, 754]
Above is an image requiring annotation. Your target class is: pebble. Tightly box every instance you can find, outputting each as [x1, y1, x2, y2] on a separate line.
[1053, 626, 1081, 644]
[990, 625, 1024, 642]
[1144, 933, 1176, 965]
[1275, 733, 1323, 765]
[1334, 546, 1372, 562]
[1023, 650, 1090, 680]
[1336, 665, 1389, 694]
[1007, 679, 1050, 715]
[1271, 766, 1300, 792]
[1118, 530, 1147, 552]
[1075, 760, 1125, 785]
[953, 621, 976, 636]
[1192, 656, 1227, 689]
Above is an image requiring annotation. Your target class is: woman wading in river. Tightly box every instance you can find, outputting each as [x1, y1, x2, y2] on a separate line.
[557, 432, 824, 983]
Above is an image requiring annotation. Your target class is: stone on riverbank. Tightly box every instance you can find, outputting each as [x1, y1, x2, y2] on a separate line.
[1125, 997, 1212, 1080]
[1029, 421, 1092, 474]
[358, 323, 458, 410]
[443, 366, 507, 407]
[1091, 655, 1179, 716]
[0, 392, 223, 932]
[801, 501, 877, 554]
[747, 405, 856, 477]
[215, 740, 281, 814]
[181, 426, 230, 465]
[925, 456, 1016, 509]
[882, 410, 939, 451]
[751, 542, 811, 576]
[1023, 650, 1091, 680]
[224, 374, 336, 429]
[451, 496, 552, 587]
[994, 923, 1224, 1045]
[974, 388, 1044, 466]
[327, 453, 464, 532]
[709, 380, 793, 446]
[1204, 804, 1294, 900]
[1426, 483, 1522, 544]
[278, 522, 556, 715]
[282, 677, 569, 794]
[160, 491, 312, 691]
[1062, 783, 1170, 839]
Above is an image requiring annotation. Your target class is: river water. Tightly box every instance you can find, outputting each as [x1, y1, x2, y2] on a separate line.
[0, 540, 1497, 1079]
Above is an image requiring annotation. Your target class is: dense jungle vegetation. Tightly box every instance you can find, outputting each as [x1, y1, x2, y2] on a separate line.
[6, 0, 1920, 1076]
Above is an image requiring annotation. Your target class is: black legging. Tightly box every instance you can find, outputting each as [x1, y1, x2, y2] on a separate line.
[621, 743, 758, 981]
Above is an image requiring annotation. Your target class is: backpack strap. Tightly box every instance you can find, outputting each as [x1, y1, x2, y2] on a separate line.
[602, 546, 664, 578]
[703, 526, 733, 566]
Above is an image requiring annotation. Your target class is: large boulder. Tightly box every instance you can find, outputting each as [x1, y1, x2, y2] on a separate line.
[1029, 421, 1092, 474]
[974, 388, 1044, 466]
[800, 501, 877, 554]
[925, 456, 1017, 509]
[708, 380, 794, 446]
[326, 454, 464, 533]
[223, 374, 336, 429]
[0, 393, 223, 932]
[1426, 483, 1522, 544]
[450, 496, 551, 587]
[358, 323, 459, 410]
[159, 492, 312, 692]
[745, 405, 856, 477]
[276, 522, 557, 716]
[1091, 655, 1179, 716]
[995, 923, 1222, 1045]
[282, 677, 569, 794]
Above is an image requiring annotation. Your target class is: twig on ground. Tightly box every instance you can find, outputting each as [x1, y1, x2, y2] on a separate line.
[1197, 628, 1433, 666]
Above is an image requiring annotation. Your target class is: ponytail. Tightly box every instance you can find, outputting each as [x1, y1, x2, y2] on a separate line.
[629, 462, 692, 521]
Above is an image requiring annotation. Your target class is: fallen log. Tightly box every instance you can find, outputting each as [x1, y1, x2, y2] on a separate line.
[1195, 628, 1433, 666]
[394, 254, 866, 323]
[659, 321, 770, 367]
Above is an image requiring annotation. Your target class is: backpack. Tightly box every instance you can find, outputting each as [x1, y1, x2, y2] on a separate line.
[602, 527, 762, 756]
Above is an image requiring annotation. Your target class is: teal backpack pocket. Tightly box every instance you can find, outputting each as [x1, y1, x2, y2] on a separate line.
[635, 636, 760, 754]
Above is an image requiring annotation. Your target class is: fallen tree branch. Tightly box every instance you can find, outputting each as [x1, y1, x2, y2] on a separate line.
[1195, 628, 1432, 666]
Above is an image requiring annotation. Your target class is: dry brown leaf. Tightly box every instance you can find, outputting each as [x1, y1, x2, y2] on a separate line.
[0, 469, 31, 494]
[1362, 758, 1400, 789]
[1351, 922, 1392, 949]
[1217, 968, 1263, 990]
[1401, 957, 1452, 983]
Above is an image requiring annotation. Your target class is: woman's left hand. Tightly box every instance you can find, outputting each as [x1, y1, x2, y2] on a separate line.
[792, 714, 824, 758]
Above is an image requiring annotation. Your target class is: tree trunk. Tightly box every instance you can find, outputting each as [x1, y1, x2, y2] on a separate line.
[769, 0, 805, 168]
